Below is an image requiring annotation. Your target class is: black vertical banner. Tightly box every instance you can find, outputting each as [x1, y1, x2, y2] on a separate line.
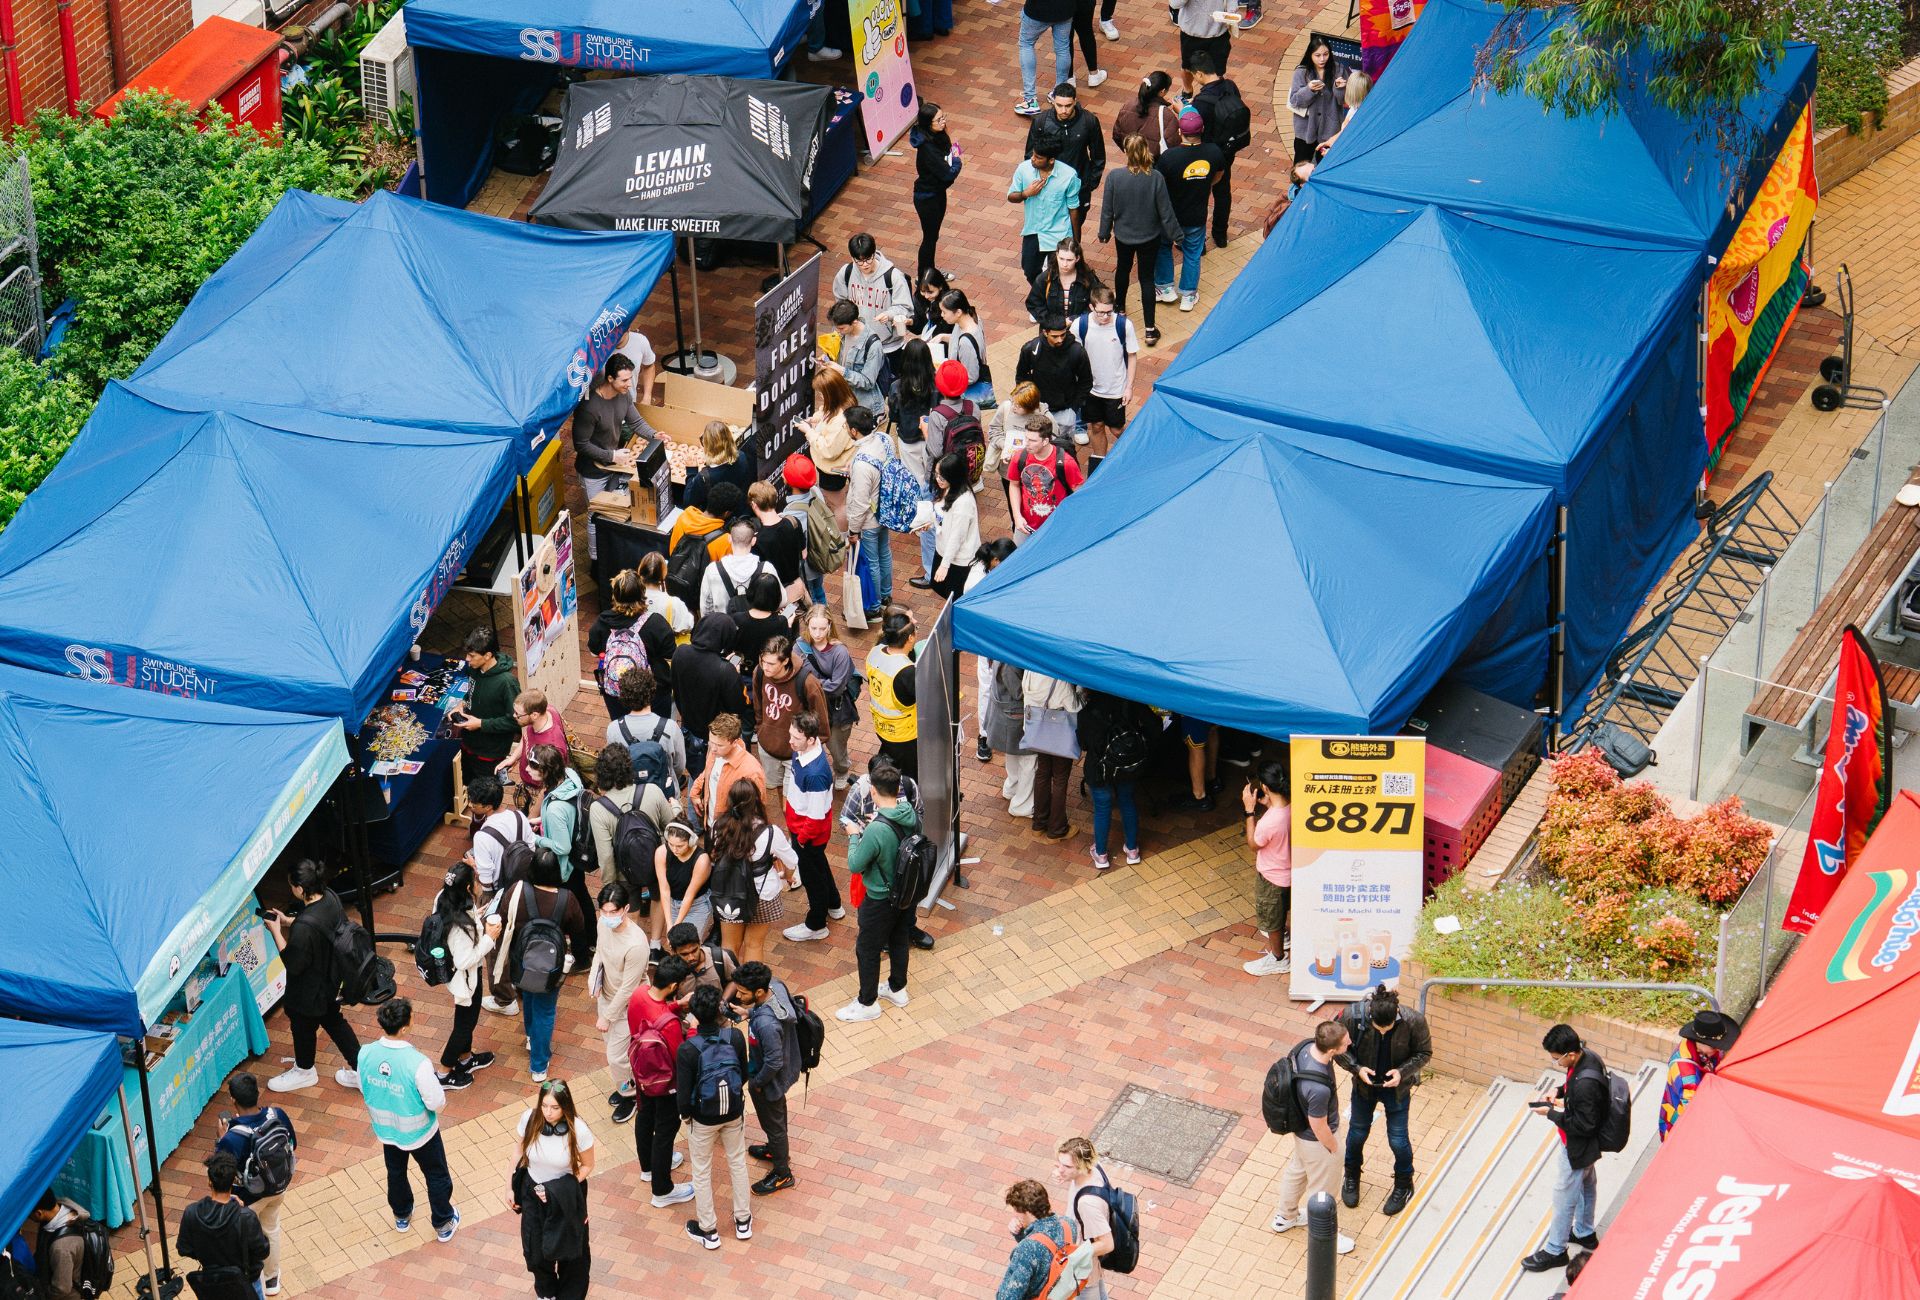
[752, 253, 822, 477]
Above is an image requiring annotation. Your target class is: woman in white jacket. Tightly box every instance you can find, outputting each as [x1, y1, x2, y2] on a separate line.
[434, 862, 500, 1089]
[1023, 671, 1086, 839]
[929, 453, 981, 601]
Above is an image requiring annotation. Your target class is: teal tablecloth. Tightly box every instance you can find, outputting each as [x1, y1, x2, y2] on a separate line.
[52, 968, 270, 1227]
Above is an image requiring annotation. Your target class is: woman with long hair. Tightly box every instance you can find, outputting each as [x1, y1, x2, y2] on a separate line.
[510, 1079, 596, 1300]
[1289, 37, 1349, 164]
[930, 453, 980, 601]
[908, 101, 962, 278]
[1112, 71, 1177, 159]
[432, 862, 499, 1088]
[654, 820, 714, 944]
[937, 289, 993, 406]
[797, 605, 857, 788]
[888, 337, 942, 587]
[588, 568, 651, 719]
[967, 537, 1019, 762]
[985, 381, 1055, 522]
[1100, 134, 1182, 346]
[637, 550, 693, 646]
[910, 267, 954, 344]
[684, 420, 756, 510]
[1025, 237, 1102, 326]
[708, 779, 798, 964]
[799, 368, 859, 491]
[527, 743, 594, 963]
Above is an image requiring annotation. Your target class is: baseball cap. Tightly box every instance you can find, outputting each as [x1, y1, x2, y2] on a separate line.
[1178, 107, 1204, 135]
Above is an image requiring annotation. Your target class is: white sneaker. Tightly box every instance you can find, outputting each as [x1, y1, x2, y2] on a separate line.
[1337, 1234, 1356, 1255]
[1124, 847, 1142, 865]
[828, 906, 847, 920]
[484, 998, 519, 1016]
[267, 1067, 317, 1093]
[263, 1281, 280, 1298]
[784, 923, 830, 942]
[1087, 69, 1108, 87]
[1072, 427, 1091, 445]
[650, 1183, 695, 1207]
[1271, 1212, 1299, 1233]
[787, 875, 804, 891]
[879, 987, 910, 1009]
[1100, 19, 1119, 38]
[335, 1067, 360, 1089]
[673, 1150, 685, 1170]
[1180, 292, 1198, 312]
[530, 1070, 548, 1083]
[1155, 286, 1178, 304]
[1243, 953, 1291, 976]
[836, 1000, 883, 1022]
[807, 46, 843, 61]
[1091, 850, 1112, 870]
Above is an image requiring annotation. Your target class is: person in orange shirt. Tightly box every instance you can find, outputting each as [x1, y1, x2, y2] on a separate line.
[691, 713, 766, 832]
[668, 482, 746, 562]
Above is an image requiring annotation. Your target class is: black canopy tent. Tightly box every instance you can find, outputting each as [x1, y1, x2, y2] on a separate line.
[530, 75, 834, 377]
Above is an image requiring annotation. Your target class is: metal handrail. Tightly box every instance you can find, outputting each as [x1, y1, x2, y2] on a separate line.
[1417, 977, 1719, 1017]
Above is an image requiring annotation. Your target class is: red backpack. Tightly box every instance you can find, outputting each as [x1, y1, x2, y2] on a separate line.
[629, 998, 681, 1097]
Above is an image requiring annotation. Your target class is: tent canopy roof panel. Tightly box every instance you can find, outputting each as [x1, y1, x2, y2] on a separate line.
[0, 1023, 124, 1242]
[404, 0, 811, 78]
[0, 383, 517, 724]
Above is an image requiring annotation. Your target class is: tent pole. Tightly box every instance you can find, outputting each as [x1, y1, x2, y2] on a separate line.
[949, 606, 967, 890]
[115, 1081, 169, 1300]
[1552, 505, 1568, 743]
[134, 1056, 180, 1293]
[667, 254, 688, 371]
[687, 237, 714, 376]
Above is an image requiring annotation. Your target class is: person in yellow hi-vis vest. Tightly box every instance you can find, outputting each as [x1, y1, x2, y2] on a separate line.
[861, 609, 937, 951]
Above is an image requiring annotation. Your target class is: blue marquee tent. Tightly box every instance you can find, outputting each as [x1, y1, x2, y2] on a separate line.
[130, 190, 675, 471]
[0, 663, 345, 1035]
[405, 0, 811, 208]
[1157, 187, 1705, 712]
[0, 1022, 123, 1240]
[0, 384, 518, 724]
[1312, 0, 1816, 250]
[954, 396, 1556, 737]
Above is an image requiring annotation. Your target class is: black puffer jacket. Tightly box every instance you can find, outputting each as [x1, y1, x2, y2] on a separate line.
[670, 615, 749, 741]
[1026, 103, 1105, 195]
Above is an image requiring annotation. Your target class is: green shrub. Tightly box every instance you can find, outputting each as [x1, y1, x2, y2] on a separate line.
[1790, 0, 1905, 130]
[0, 349, 88, 528]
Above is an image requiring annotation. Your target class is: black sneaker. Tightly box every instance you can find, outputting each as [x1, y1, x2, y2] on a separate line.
[752, 1171, 794, 1196]
[436, 1069, 474, 1090]
[1172, 793, 1215, 812]
[976, 737, 992, 762]
[911, 928, 936, 950]
[610, 1092, 637, 1125]
[685, 1219, 720, 1250]
[748, 1143, 775, 1162]
[1383, 1184, 1414, 1216]
[1572, 1231, 1600, 1249]
[460, 1052, 495, 1072]
[1520, 1249, 1570, 1273]
[1341, 1172, 1360, 1208]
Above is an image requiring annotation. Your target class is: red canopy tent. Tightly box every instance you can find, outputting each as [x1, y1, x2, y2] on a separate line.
[1571, 791, 1920, 1297]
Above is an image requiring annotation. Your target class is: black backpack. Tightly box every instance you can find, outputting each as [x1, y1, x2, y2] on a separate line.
[1261, 1043, 1332, 1135]
[612, 714, 675, 794]
[1205, 79, 1253, 153]
[327, 910, 394, 1006]
[1074, 1166, 1142, 1275]
[890, 824, 937, 914]
[230, 1108, 296, 1200]
[480, 814, 535, 892]
[1100, 710, 1152, 782]
[561, 784, 596, 876]
[510, 886, 569, 994]
[0, 1249, 43, 1300]
[665, 527, 717, 607]
[716, 558, 773, 615]
[46, 1219, 112, 1300]
[414, 909, 457, 987]
[598, 794, 662, 892]
[792, 991, 826, 1073]
[1583, 1056, 1634, 1153]
[709, 838, 773, 926]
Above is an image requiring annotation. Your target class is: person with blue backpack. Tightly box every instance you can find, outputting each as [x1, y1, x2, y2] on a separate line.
[214, 1073, 298, 1296]
[843, 405, 916, 619]
[675, 985, 754, 1250]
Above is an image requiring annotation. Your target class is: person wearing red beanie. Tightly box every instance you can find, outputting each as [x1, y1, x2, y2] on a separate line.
[927, 359, 986, 490]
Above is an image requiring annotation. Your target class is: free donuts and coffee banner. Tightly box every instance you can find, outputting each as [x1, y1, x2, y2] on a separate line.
[1287, 736, 1427, 1002]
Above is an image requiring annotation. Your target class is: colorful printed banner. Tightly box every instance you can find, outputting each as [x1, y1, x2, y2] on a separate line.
[1706, 103, 1818, 468]
[1289, 736, 1426, 1003]
[1786, 626, 1891, 933]
[1359, 0, 1425, 80]
[850, 0, 917, 159]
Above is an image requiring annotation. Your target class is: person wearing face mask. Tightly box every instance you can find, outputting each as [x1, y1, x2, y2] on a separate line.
[430, 863, 501, 1090]
[509, 1080, 595, 1300]
[587, 882, 652, 1126]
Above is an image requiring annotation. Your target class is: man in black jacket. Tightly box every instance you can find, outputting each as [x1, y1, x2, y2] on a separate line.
[1025, 83, 1104, 239]
[1332, 986, 1433, 1216]
[1014, 315, 1093, 449]
[1521, 1024, 1607, 1273]
[177, 1152, 270, 1299]
[670, 614, 750, 779]
[263, 860, 361, 1094]
[1188, 53, 1248, 248]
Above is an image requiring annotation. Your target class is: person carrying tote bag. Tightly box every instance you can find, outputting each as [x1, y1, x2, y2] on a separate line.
[1022, 672, 1084, 840]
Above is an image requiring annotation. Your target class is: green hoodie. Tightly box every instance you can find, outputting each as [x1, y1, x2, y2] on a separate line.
[848, 801, 920, 898]
[462, 653, 520, 763]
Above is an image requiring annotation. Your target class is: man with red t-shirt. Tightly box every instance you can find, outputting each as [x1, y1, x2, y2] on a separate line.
[1004, 420, 1086, 537]
[628, 955, 694, 1208]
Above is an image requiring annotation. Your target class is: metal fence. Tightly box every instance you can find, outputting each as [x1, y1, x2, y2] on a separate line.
[0, 153, 46, 357]
[1713, 784, 1812, 1017]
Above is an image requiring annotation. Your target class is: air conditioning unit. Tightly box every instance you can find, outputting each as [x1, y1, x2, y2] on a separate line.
[193, 0, 263, 24]
[359, 10, 414, 121]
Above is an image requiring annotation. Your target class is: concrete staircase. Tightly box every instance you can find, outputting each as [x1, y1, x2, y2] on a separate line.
[1344, 1062, 1664, 1300]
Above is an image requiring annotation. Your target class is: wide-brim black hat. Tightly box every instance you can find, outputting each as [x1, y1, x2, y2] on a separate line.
[1678, 1009, 1741, 1051]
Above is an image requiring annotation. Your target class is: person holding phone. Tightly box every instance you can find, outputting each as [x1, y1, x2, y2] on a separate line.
[453, 627, 521, 778]
[1521, 1025, 1609, 1274]
[1288, 37, 1348, 165]
[1242, 762, 1292, 976]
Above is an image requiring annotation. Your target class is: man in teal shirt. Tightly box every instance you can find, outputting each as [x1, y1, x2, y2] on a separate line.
[358, 998, 461, 1242]
[1008, 138, 1082, 287]
[835, 758, 923, 1023]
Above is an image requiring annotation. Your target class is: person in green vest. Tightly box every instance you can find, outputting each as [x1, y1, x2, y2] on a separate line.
[357, 998, 461, 1243]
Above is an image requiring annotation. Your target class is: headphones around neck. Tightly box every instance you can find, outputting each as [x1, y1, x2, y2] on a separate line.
[541, 1119, 571, 1138]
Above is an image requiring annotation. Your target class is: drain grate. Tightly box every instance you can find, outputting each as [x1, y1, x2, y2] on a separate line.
[1089, 1086, 1240, 1187]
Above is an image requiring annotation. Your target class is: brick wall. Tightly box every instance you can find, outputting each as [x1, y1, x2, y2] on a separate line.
[1405, 961, 1678, 1087]
[1815, 55, 1920, 189]
[2, 0, 193, 122]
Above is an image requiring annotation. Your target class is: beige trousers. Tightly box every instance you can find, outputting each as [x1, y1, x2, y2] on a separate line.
[687, 1116, 751, 1233]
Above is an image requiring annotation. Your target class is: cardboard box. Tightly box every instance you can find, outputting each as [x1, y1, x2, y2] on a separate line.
[639, 371, 754, 445]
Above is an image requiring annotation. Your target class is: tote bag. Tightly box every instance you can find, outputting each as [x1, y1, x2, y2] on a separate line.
[841, 539, 868, 630]
[1022, 705, 1082, 759]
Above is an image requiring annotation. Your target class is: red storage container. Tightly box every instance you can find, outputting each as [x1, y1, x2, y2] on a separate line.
[95, 17, 285, 135]
[1422, 746, 1502, 895]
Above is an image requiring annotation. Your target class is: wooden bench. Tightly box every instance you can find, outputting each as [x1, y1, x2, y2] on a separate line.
[1744, 472, 1920, 754]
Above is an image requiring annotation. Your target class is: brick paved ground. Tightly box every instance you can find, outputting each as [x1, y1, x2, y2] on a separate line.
[95, 12, 1920, 1300]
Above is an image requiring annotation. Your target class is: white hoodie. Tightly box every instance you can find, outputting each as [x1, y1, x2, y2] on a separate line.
[832, 254, 914, 352]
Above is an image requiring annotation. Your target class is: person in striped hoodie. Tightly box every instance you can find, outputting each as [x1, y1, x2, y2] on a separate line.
[780, 711, 844, 943]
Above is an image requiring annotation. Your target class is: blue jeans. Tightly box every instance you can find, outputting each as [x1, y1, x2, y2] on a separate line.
[1345, 1087, 1415, 1181]
[1156, 225, 1205, 295]
[521, 988, 559, 1075]
[1019, 16, 1073, 102]
[861, 526, 893, 607]
[805, 570, 827, 605]
[1543, 1145, 1598, 1254]
[918, 526, 937, 577]
[1089, 781, 1138, 856]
